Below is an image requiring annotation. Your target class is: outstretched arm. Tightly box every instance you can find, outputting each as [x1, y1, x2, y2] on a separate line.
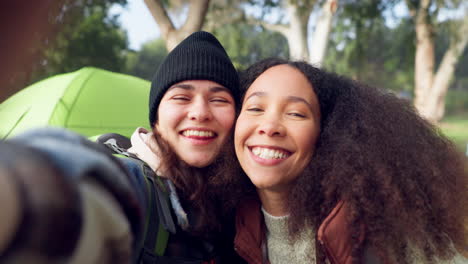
[0, 128, 144, 264]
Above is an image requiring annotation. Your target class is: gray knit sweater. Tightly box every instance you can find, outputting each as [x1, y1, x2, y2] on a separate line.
[262, 207, 316, 264]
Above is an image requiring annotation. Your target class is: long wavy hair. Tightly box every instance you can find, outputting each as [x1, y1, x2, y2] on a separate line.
[234, 57, 468, 263]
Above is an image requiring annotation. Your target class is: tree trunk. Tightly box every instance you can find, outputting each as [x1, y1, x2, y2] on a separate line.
[285, 2, 310, 60]
[425, 16, 468, 121]
[144, 0, 210, 51]
[309, 0, 338, 67]
[412, 0, 468, 122]
[413, 0, 434, 119]
[260, 0, 313, 61]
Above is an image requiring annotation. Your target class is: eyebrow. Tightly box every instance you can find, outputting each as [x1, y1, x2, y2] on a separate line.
[169, 84, 230, 93]
[245, 91, 266, 101]
[245, 91, 314, 111]
[287, 96, 314, 111]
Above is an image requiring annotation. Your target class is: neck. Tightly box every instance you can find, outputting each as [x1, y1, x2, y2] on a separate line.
[257, 188, 290, 217]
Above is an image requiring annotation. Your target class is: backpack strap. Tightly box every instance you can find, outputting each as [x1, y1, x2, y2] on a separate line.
[96, 133, 137, 158]
[95, 133, 176, 261]
[141, 167, 166, 254]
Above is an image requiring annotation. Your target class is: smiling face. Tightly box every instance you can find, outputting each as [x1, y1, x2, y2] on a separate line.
[156, 80, 236, 168]
[235, 64, 321, 195]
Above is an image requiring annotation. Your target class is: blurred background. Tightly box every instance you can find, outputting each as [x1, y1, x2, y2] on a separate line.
[1, 0, 467, 152]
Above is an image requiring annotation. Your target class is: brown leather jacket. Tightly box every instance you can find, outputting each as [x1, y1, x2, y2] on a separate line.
[234, 199, 370, 264]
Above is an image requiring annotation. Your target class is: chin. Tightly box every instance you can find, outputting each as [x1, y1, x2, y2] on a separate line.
[184, 158, 214, 168]
[248, 178, 272, 190]
[249, 176, 283, 191]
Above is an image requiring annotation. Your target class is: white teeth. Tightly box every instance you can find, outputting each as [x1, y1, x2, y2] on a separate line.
[251, 147, 289, 159]
[253, 147, 261, 156]
[183, 130, 214, 137]
[274, 151, 280, 159]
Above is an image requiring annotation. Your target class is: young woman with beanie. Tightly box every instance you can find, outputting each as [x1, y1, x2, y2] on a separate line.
[123, 30, 242, 263]
[0, 31, 244, 264]
[230, 58, 468, 264]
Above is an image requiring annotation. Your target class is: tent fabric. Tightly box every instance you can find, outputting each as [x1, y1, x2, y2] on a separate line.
[0, 67, 150, 139]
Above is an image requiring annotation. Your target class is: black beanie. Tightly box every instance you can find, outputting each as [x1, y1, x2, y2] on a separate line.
[148, 31, 240, 127]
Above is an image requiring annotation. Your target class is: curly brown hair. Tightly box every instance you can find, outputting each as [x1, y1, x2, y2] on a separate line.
[235, 58, 468, 263]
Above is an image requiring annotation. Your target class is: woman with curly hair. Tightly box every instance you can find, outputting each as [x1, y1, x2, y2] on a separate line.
[232, 57, 468, 264]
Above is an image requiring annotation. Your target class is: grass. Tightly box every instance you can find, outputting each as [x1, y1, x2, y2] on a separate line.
[438, 115, 468, 154]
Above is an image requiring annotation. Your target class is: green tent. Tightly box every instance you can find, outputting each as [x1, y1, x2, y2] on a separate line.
[0, 67, 151, 139]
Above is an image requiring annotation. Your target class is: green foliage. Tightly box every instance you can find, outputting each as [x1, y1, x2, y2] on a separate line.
[439, 115, 468, 153]
[324, 14, 415, 92]
[212, 24, 289, 70]
[125, 39, 168, 80]
[41, 9, 128, 75]
[205, 0, 245, 32]
[29, 0, 129, 84]
[242, 0, 318, 23]
[445, 89, 468, 115]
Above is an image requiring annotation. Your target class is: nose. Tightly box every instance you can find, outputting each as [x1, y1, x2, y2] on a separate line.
[187, 97, 212, 122]
[257, 115, 286, 137]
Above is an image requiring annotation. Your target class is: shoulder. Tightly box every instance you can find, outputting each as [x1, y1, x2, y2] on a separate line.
[117, 156, 155, 202]
[317, 201, 366, 264]
[235, 197, 263, 239]
[236, 197, 262, 222]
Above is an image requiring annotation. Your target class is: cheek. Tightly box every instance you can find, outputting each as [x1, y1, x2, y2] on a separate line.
[213, 107, 236, 132]
[156, 107, 181, 138]
[234, 115, 256, 160]
[158, 104, 184, 125]
[234, 130, 242, 155]
[295, 124, 320, 158]
[234, 114, 249, 146]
